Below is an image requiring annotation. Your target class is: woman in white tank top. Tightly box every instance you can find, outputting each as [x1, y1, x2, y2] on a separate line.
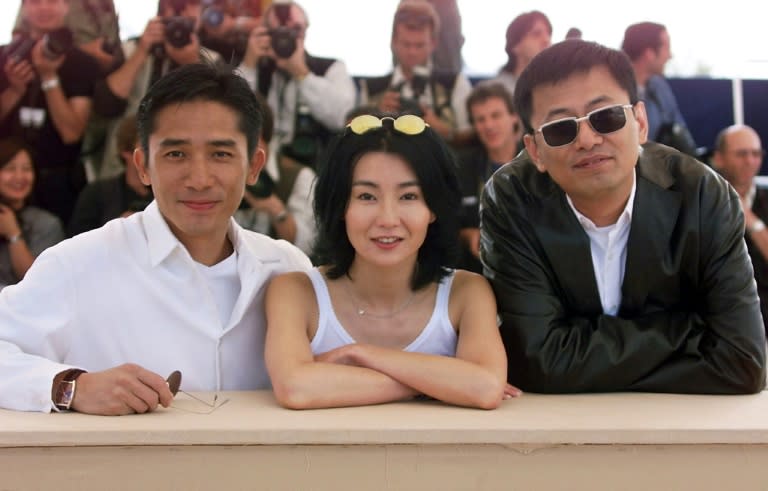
[265, 114, 520, 409]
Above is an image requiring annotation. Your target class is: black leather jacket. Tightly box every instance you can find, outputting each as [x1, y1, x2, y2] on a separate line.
[481, 142, 766, 394]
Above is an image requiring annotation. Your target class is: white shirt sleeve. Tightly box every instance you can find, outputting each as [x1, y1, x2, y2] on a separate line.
[285, 166, 317, 255]
[450, 72, 473, 132]
[0, 250, 82, 412]
[297, 59, 357, 131]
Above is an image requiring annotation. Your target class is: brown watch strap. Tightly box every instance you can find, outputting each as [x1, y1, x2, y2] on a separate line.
[53, 369, 87, 410]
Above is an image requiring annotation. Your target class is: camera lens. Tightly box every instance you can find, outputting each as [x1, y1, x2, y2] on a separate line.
[164, 17, 194, 49]
[202, 7, 224, 28]
[269, 26, 297, 58]
[42, 27, 73, 60]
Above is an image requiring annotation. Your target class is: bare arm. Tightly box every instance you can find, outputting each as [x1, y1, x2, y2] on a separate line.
[265, 272, 418, 409]
[334, 272, 507, 409]
[31, 43, 91, 144]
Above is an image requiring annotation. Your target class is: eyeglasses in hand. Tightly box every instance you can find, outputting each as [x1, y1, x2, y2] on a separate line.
[165, 370, 230, 414]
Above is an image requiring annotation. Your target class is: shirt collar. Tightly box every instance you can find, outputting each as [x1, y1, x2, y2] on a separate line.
[391, 60, 434, 88]
[142, 201, 241, 268]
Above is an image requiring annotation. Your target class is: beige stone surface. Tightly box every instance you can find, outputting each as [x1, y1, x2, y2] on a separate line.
[2, 391, 767, 447]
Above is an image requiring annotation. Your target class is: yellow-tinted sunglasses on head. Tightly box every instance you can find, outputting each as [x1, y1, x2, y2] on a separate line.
[348, 114, 429, 136]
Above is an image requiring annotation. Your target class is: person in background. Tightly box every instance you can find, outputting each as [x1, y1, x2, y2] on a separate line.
[14, 0, 123, 74]
[68, 113, 152, 236]
[455, 82, 521, 273]
[0, 0, 101, 224]
[712, 124, 768, 335]
[85, 0, 224, 180]
[0, 137, 64, 290]
[265, 114, 517, 409]
[237, 0, 355, 169]
[235, 95, 316, 255]
[621, 22, 698, 156]
[0, 63, 311, 415]
[197, 0, 264, 65]
[481, 39, 766, 394]
[491, 10, 552, 97]
[358, 0, 472, 144]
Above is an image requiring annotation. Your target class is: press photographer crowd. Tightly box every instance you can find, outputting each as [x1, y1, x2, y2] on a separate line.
[0, 0, 765, 292]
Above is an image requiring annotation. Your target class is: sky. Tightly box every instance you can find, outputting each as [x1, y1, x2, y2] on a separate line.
[3, 0, 767, 80]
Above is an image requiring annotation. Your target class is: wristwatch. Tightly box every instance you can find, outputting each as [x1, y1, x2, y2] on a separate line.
[53, 369, 86, 411]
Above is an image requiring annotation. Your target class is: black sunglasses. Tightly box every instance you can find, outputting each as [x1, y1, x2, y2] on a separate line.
[536, 104, 634, 147]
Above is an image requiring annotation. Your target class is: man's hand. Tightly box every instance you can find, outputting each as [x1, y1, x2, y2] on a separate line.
[137, 17, 165, 55]
[241, 26, 271, 68]
[30, 40, 66, 81]
[165, 33, 202, 66]
[3, 57, 35, 94]
[77, 37, 118, 72]
[274, 36, 309, 80]
[422, 105, 454, 140]
[70, 363, 174, 415]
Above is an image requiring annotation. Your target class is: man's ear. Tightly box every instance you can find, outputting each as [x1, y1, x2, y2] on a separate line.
[523, 133, 547, 173]
[133, 147, 151, 186]
[247, 147, 267, 186]
[632, 101, 649, 144]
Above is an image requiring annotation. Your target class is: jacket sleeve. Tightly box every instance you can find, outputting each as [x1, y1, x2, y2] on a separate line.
[480, 166, 766, 395]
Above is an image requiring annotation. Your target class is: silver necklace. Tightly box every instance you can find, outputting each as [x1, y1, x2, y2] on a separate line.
[342, 277, 416, 319]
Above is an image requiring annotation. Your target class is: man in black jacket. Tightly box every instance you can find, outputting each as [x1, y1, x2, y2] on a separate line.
[480, 39, 766, 394]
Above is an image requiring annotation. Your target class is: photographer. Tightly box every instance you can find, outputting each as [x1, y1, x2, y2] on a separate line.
[197, 0, 262, 65]
[0, 0, 101, 224]
[14, 0, 123, 75]
[357, 0, 472, 144]
[234, 98, 316, 255]
[90, 0, 223, 179]
[236, 0, 356, 169]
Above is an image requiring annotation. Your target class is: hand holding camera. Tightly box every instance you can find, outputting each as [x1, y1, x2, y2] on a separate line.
[2, 57, 35, 95]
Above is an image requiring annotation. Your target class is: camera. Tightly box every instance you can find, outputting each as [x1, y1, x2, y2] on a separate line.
[163, 16, 195, 49]
[4, 27, 74, 63]
[391, 65, 429, 117]
[267, 0, 299, 58]
[245, 171, 276, 199]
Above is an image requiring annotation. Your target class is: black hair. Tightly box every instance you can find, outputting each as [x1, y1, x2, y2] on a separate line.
[621, 22, 666, 62]
[514, 40, 639, 134]
[502, 10, 551, 74]
[136, 62, 262, 160]
[313, 118, 462, 290]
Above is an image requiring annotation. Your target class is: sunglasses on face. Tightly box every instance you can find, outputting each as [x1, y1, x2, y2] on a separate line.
[536, 104, 634, 147]
[347, 114, 429, 136]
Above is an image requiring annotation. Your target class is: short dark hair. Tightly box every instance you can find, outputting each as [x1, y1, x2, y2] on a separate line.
[621, 22, 666, 62]
[514, 40, 639, 135]
[136, 63, 262, 160]
[503, 11, 552, 73]
[392, 0, 441, 39]
[0, 137, 34, 171]
[466, 82, 516, 125]
[313, 119, 462, 290]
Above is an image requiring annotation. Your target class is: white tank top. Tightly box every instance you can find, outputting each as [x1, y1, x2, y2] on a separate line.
[307, 268, 458, 357]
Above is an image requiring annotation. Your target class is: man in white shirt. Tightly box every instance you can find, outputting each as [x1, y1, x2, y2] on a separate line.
[358, 0, 472, 143]
[0, 63, 312, 415]
[236, 1, 355, 168]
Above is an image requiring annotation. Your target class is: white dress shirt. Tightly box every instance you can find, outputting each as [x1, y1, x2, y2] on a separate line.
[566, 175, 637, 316]
[0, 202, 311, 412]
